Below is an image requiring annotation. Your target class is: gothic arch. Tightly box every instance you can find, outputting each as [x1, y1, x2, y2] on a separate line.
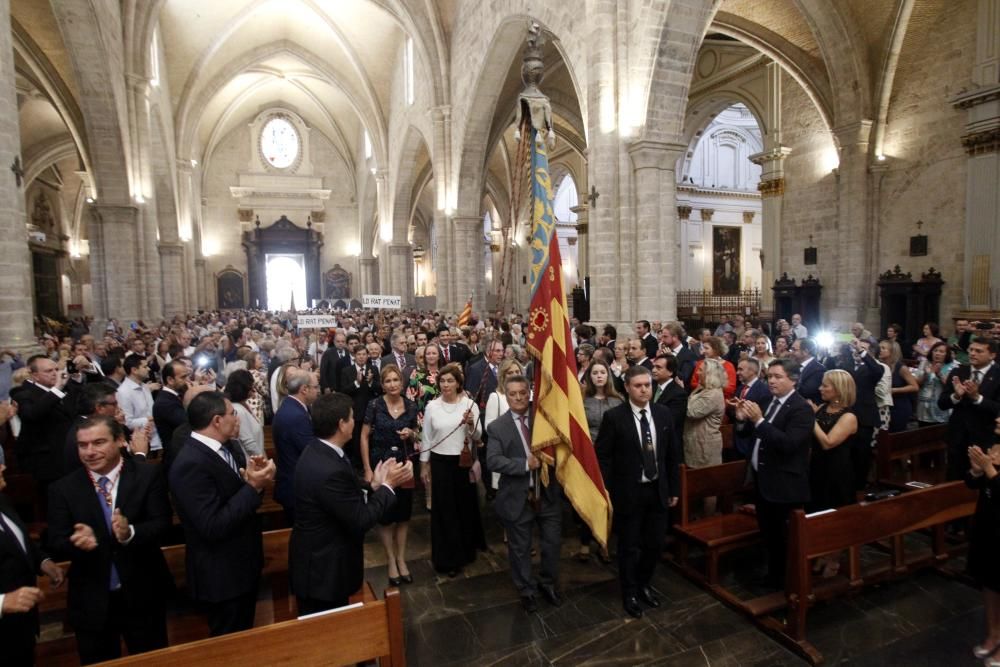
[391, 126, 433, 243]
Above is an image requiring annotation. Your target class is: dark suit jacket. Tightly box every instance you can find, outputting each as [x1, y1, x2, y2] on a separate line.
[736, 391, 814, 504]
[289, 439, 395, 604]
[465, 359, 499, 418]
[0, 494, 45, 645]
[594, 402, 681, 515]
[654, 380, 688, 448]
[47, 458, 172, 631]
[319, 347, 350, 393]
[642, 333, 658, 360]
[152, 389, 187, 451]
[841, 352, 881, 429]
[168, 436, 263, 602]
[938, 363, 1000, 459]
[486, 411, 561, 523]
[671, 345, 697, 387]
[11, 381, 79, 482]
[796, 359, 826, 405]
[341, 363, 382, 428]
[272, 396, 314, 511]
[380, 353, 416, 374]
[442, 343, 468, 367]
[730, 380, 771, 457]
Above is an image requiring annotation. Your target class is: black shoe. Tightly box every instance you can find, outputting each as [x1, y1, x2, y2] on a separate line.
[400, 573, 414, 584]
[537, 583, 563, 607]
[388, 575, 403, 587]
[521, 595, 538, 613]
[637, 586, 660, 608]
[623, 596, 643, 619]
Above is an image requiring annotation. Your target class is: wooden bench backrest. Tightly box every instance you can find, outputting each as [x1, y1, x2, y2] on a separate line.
[788, 481, 976, 559]
[678, 461, 751, 524]
[100, 587, 405, 666]
[40, 528, 292, 613]
[875, 424, 948, 478]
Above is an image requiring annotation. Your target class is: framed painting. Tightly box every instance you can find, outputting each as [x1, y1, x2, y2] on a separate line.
[713, 226, 741, 294]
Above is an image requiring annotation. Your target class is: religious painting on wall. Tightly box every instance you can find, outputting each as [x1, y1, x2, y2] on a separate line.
[324, 264, 351, 299]
[216, 267, 246, 309]
[713, 226, 741, 294]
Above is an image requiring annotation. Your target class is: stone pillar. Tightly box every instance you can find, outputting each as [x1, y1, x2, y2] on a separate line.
[627, 140, 686, 322]
[359, 257, 377, 296]
[90, 205, 141, 322]
[195, 258, 207, 310]
[126, 74, 163, 321]
[158, 242, 186, 315]
[831, 121, 874, 323]
[952, 0, 1000, 311]
[452, 216, 484, 312]
[0, 0, 37, 350]
[387, 243, 414, 307]
[571, 203, 589, 281]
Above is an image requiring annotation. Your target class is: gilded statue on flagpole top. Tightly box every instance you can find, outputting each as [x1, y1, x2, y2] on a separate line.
[513, 22, 555, 149]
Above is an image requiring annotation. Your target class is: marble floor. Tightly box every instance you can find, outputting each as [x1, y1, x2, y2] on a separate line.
[361, 501, 987, 666]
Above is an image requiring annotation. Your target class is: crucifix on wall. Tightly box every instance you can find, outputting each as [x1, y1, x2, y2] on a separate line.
[587, 186, 600, 208]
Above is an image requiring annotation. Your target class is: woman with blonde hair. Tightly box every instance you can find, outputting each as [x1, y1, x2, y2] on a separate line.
[684, 358, 727, 515]
[808, 369, 858, 578]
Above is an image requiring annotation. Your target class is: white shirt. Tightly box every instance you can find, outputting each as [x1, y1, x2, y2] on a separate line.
[629, 400, 657, 483]
[117, 378, 162, 451]
[86, 460, 136, 545]
[191, 431, 240, 474]
[420, 397, 481, 462]
[28, 379, 65, 399]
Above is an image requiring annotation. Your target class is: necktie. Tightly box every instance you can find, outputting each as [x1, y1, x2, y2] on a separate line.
[444, 347, 450, 362]
[397, 353, 404, 368]
[96, 477, 122, 590]
[751, 399, 782, 471]
[219, 444, 240, 475]
[639, 409, 657, 480]
[973, 369, 983, 384]
[518, 415, 538, 496]
[491, 365, 498, 379]
[740, 385, 749, 400]
[654, 385, 662, 402]
[0, 512, 26, 555]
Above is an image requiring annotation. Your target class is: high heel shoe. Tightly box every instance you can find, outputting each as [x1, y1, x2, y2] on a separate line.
[388, 575, 403, 586]
[974, 641, 1000, 659]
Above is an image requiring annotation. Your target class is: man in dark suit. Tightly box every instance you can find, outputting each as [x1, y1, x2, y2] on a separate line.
[438, 328, 468, 366]
[1, 450, 64, 666]
[272, 368, 319, 522]
[465, 338, 503, 419]
[595, 366, 681, 618]
[938, 338, 1000, 480]
[289, 393, 411, 615]
[729, 358, 771, 459]
[341, 346, 381, 467]
[627, 338, 653, 372]
[659, 323, 696, 387]
[486, 376, 563, 613]
[47, 416, 172, 664]
[837, 339, 883, 490]
[791, 338, 825, 405]
[599, 324, 617, 351]
[152, 359, 188, 449]
[11, 355, 79, 500]
[168, 392, 275, 636]
[64, 383, 149, 473]
[319, 331, 349, 393]
[652, 355, 687, 448]
[635, 320, 658, 360]
[380, 333, 416, 377]
[732, 358, 815, 589]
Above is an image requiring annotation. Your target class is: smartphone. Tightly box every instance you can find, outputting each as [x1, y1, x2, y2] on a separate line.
[976, 321, 994, 330]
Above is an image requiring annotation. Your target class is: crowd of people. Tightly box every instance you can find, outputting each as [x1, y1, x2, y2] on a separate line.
[1, 308, 999, 664]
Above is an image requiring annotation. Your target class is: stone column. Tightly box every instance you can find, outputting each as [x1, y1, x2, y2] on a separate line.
[831, 121, 874, 324]
[952, 0, 1000, 311]
[359, 257, 377, 297]
[452, 215, 484, 312]
[158, 242, 186, 315]
[387, 243, 414, 307]
[627, 140, 686, 322]
[0, 0, 37, 350]
[90, 205, 142, 322]
[195, 258, 207, 310]
[571, 203, 589, 281]
[126, 74, 163, 321]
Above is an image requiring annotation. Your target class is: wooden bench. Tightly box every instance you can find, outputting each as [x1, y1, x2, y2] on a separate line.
[98, 583, 405, 666]
[759, 481, 977, 665]
[672, 462, 759, 586]
[875, 424, 948, 486]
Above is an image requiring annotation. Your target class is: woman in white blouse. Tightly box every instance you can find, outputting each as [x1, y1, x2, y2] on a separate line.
[419, 363, 485, 576]
[224, 369, 263, 459]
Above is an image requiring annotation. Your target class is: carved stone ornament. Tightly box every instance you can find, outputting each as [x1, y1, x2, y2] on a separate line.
[921, 267, 943, 283]
[238, 208, 254, 222]
[879, 265, 912, 282]
[757, 178, 786, 198]
[677, 205, 692, 220]
[512, 22, 555, 148]
[310, 209, 326, 223]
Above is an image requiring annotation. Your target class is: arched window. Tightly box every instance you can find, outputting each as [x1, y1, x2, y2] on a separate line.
[553, 175, 578, 223]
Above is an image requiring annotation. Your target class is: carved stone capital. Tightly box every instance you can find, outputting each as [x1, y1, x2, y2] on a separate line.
[699, 209, 715, 222]
[627, 140, 686, 171]
[743, 211, 755, 224]
[758, 178, 786, 198]
[677, 205, 692, 220]
[575, 223, 589, 235]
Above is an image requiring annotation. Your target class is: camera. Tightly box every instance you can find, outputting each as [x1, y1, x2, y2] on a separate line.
[195, 354, 212, 368]
[379, 446, 406, 464]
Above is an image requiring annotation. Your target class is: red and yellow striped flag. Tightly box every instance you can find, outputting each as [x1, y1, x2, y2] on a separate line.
[457, 298, 472, 327]
[524, 130, 612, 547]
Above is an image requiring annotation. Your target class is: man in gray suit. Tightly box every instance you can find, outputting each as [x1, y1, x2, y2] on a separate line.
[380, 333, 416, 377]
[486, 375, 563, 613]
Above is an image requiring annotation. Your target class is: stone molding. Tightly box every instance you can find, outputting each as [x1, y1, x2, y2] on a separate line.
[962, 127, 1000, 155]
[951, 83, 1000, 109]
[627, 140, 686, 171]
[757, 177, 786, 198]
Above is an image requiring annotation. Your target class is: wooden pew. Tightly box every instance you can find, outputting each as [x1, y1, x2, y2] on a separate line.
[875, 424, 948, 486]
[99, 584, 405, 667]
[672, 462, 759, 586]
[760, 481, 976, 665]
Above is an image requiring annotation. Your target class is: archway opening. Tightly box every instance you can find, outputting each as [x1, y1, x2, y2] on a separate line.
[266, 254, 307, 311]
